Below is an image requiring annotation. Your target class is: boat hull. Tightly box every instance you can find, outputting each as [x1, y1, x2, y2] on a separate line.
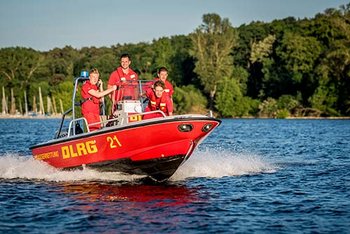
[30, 115, 220, 181]
[86, 155, 187, 182]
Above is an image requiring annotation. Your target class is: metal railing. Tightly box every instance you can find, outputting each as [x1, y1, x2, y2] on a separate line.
[55, 77, 168, 138]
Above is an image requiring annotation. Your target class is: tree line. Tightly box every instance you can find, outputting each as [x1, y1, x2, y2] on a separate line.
[1, 3, 350, 118]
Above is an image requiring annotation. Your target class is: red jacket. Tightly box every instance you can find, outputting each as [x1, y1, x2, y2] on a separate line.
[145, 90, 173, 116]
[81, 81, 100, 115]
[153, 78, 174, 97]
[144, 78, 174, 98]
[108, 67, 139, 101]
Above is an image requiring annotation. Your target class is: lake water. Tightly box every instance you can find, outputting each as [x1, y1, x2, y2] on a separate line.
[0, 118, 349, 233]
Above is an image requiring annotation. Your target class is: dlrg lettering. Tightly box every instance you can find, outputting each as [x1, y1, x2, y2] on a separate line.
[61, 140, 98, 159]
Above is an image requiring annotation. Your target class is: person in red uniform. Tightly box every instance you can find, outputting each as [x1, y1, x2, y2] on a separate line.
[107, 53, 139, 103]
[81, 68, 116, 131]
[143, 80, 173, 119]
[154, 66, 174, 97]
[144, 66, 174, 98]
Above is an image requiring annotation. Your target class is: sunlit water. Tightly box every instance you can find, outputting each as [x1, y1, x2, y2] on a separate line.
[0, 118, 349, 233]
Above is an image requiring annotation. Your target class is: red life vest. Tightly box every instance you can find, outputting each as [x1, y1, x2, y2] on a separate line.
[152, 78, 174, 97]
[81, 81, 100, 115]
[147, 91, 169, 115]
[108, 67, 139, 101]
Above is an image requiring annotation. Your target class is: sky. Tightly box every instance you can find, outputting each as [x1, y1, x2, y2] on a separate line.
[0, 0, 349, 51]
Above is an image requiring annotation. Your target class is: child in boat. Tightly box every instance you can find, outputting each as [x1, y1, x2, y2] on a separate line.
[81, 68, 116, 131]
[143, 80, 173, 119]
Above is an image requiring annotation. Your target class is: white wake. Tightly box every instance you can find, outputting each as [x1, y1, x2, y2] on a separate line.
[171, 148, 276, 181]
[0, 150, 275, 182]
[0, 154, 142, 182]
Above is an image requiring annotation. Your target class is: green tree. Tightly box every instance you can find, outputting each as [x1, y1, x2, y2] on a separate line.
[309, 82, 338, 116]
[250, 35, 276, 64]
[235, 21, 270, 68]
[215, 68, 253, 117]
[152, 37, 175, 71]
[258, 97, 278, 118]
[0, 47, 46, 113]
[215, 77, 237, 117]
[167, 35, 194, 86]
[276, 32, 322, 81]
[50, 80, 74, 113]
[0, 47, 45, 88]
[111, 42, 155, 80]
[275, 95, 300, 118]
[275, 32, 322, 103]
[248, 34, 276, 99]
[76, 46, 115, 80]
[190, 13, 237, 110]
[308, 6, 350, 115]
[173, 85, 208, 114]
[46, 46, 79, 80]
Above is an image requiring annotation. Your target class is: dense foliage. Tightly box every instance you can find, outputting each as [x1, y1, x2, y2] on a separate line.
[1, 4, 350, 117]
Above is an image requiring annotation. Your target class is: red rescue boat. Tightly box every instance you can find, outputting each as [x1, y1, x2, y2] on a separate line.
[30, 74, 221, 182]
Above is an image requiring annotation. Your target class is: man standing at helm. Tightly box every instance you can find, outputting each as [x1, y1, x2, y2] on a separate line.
[107, 53, 139, 102]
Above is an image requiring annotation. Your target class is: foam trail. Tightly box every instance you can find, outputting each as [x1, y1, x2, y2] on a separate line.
[171, 148, 276, 181]
[0, 150, 276, 183]
[0, 154, 143, 182]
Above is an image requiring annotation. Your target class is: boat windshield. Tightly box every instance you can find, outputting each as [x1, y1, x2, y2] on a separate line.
[112, 80, 152, 103]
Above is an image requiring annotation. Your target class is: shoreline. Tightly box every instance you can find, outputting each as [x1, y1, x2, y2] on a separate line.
[1, 114, 349, 120]
[0, 114, 63, 119]
[239, 116, 350, 119]
[285, 116, 350, 120]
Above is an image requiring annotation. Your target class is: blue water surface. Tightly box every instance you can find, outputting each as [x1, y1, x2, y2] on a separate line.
[0, 118, 349, 233]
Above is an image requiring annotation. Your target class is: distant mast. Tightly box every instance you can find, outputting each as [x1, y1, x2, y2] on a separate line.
[39, 87, 45, 115]
[52, 96, 58, 115]
[10, 88, 16, 115]
[24, 91, 28, 116]
[59, 99, 64, 114]
[19, 98, 23, 115]
[2, 86, 8, 115]
[33, 96, 37, 114]
[47, 96, 52, 115]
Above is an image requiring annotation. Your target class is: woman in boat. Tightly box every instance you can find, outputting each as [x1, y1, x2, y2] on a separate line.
[143, 80, 173, 119]
[81, 68, 116, 131]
